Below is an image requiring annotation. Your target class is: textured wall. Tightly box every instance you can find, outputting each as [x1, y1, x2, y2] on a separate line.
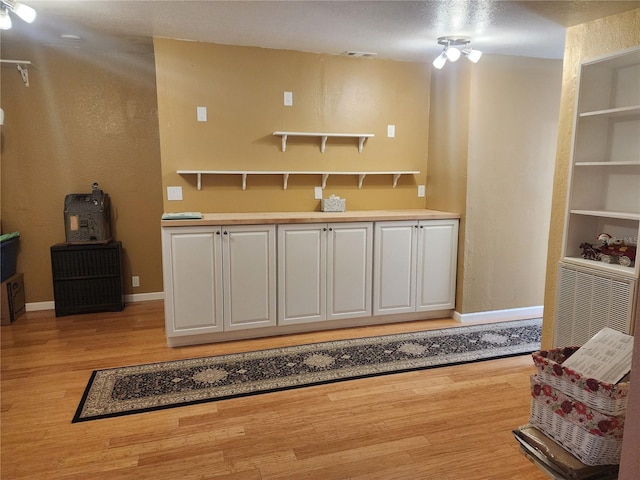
[464, 55, 562, 313]
[153, 38, 431, 213]
[427, 55, 562, 315]
[0, 44, 164, 302]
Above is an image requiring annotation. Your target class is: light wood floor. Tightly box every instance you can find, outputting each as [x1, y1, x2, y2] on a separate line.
[1, 301, 547, 479]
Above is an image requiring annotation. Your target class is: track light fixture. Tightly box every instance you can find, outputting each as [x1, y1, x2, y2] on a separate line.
[432, 36, 482, 69]
[0, 0, 36, 30]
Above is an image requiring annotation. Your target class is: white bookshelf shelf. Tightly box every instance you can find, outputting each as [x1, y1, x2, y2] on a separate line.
[272, 131, 375, 153]
[570, 209, 640, 221]
[578, 104, 640, 118]
[177, 170, 419, 190]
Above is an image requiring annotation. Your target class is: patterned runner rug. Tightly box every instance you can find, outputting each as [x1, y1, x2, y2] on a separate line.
[73, 318, 542, 422]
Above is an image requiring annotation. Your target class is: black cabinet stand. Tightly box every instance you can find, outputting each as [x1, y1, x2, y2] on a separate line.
[50, 241, 124, 317]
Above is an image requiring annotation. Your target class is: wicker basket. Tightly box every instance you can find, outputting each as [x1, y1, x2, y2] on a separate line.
[529, 375, 624, 466]
[531, 347, 628, 416]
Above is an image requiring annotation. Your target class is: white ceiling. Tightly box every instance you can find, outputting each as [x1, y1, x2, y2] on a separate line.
[2, 1, 640, 62]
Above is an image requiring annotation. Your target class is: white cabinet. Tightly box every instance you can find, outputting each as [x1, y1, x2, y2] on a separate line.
[373, 219, 458, 316]
[277, 222, 373, 325]
[162, 225, 276, 338]
[163, 228, 224, 335]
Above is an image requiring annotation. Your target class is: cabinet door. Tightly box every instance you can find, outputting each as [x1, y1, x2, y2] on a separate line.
[373, 221, 417, 315]
[162, 228, 223, 336]
[222, 225, 277, 331]
[278, 224, 326, 325]
[327, 222, 373, 320]
[416, 220, 459, 311]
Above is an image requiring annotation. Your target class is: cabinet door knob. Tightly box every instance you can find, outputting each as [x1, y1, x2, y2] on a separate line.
[223, 231, 228, 235]
[323, 227, 327, 231]
[329, 227, 333, 231]
[216, 231, 221, 235]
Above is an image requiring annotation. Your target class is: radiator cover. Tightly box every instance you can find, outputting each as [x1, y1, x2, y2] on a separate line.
[554, 261, 636, 347]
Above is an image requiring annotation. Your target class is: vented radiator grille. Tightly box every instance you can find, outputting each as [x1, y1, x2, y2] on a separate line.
[554, 262, 636, 347]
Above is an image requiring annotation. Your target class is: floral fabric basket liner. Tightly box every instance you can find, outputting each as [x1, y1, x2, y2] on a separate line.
[532, 347, 629, 416]
[529, 375, 623, 465]
[530, 375, 625, 440]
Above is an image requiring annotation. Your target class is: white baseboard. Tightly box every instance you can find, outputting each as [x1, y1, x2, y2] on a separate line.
[453, 305, 543, 323]
[26, 301, 56, 312]
[26, 292, 165, 312]
[123, 292, 165, 303]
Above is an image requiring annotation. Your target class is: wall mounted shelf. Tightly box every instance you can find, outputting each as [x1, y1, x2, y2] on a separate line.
[272, 131, 375, 153]
[177, 170, 419, 190]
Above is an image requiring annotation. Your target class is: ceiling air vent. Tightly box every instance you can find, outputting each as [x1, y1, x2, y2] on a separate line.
[342, 51, 377, 58]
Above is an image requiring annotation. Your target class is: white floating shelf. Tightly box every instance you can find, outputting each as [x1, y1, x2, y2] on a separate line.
[273, 131, 375, 153]
[177, 170, 419, 190]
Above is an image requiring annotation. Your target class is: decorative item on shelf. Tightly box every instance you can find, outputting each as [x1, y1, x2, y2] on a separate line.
[597, 233, 636, 267]
[579, 242, 601, 261]
[321, 194, 346, 212]
[579, 233, 637, 267]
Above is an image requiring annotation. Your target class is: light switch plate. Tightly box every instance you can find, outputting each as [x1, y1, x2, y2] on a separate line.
[284, 91, 293, 106]
[418, 185, 425, 197]
[167, 186, 183, 201]
[197, 106, 207, 122]
[387, 124, 396, 138]
[314, 186, 323, 200]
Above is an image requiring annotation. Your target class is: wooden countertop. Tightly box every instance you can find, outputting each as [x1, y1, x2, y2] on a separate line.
[161, 209, 460, 227]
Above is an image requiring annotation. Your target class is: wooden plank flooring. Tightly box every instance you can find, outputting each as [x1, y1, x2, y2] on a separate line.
[1, 301, 547, 479]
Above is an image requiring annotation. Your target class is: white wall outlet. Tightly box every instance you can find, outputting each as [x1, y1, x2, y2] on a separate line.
[387, 124, 396, 138]
[418, 185, 426, 197]
[314, 186, 323, 200]
[132, 276, 140, 287]
[167, 186, 183, 201]
[196, 106, 207, 122]
[284, 91, 293, 106]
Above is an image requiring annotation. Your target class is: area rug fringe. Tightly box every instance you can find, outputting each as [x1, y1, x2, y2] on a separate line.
[73, 318, 542, 422]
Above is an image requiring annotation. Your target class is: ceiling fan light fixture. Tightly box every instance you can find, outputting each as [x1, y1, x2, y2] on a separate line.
[445, 46, 461, 62]
[0, 0, 36, 29]
[463, 47, 482, 63]
[13, 1, 36, 23]
[433, 36, 482, 69]
[0, 7, 11, 30]
[432, 51, 447, 69]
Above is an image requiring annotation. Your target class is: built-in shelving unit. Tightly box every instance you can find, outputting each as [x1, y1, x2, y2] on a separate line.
[555, 46, 640, 345]
[273, 131, 375, 153]
[177, 170, 419, 190]
[561, 46, 640, 279]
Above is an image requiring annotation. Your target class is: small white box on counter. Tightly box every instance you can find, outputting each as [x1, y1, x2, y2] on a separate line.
[321, 195, 346, 212]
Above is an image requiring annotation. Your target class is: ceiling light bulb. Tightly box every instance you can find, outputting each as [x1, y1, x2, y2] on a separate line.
[445, 47, 461, 62]
[12, 1, 36, 23]
[0, 8, 11, 30]
[432, 52, 447, 70]
[464, 48, 483, 63]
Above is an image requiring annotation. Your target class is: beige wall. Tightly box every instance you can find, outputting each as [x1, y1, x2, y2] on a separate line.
[0, 43, 164, 302]
[464, 55, 561, 313]
[426, 60, 471, 311]
[428, 55, 562, 315]
[153, 38, 430, 213]
[542, 9, 640, 347]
